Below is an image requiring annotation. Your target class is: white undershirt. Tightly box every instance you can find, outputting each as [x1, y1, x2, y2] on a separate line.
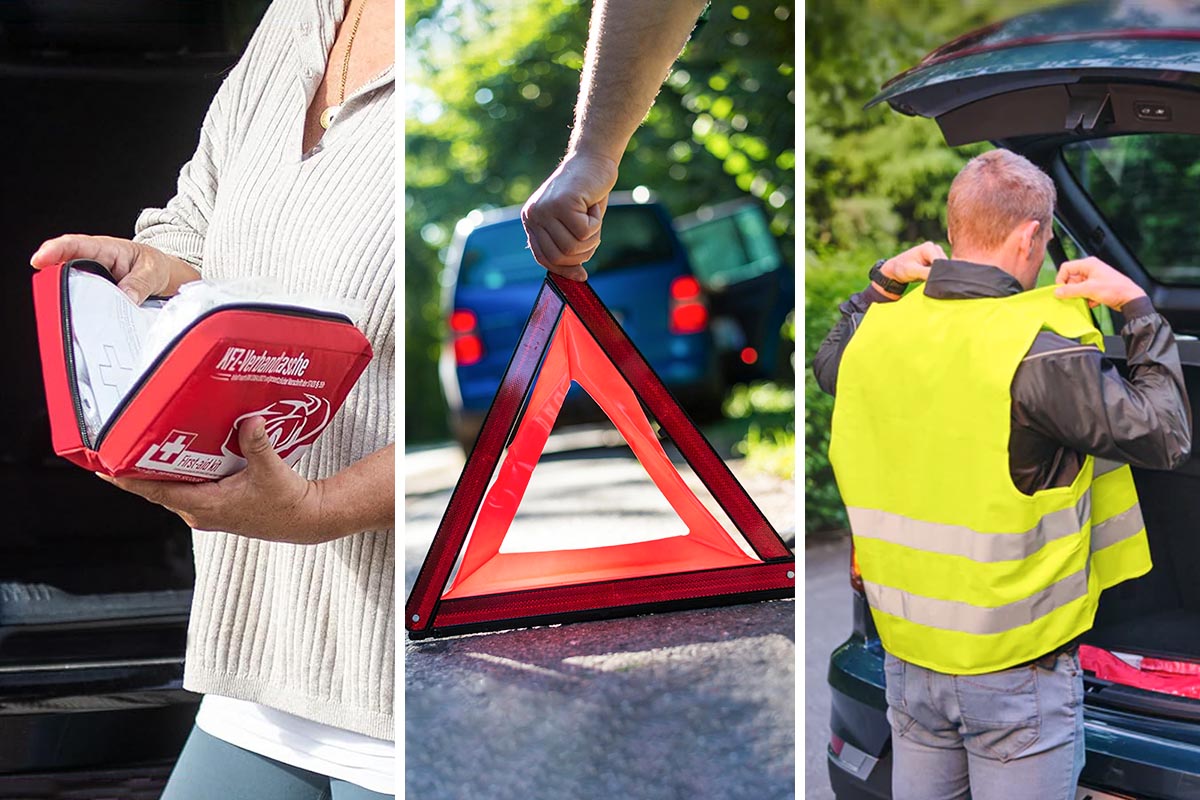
[195, 695, 395, 795]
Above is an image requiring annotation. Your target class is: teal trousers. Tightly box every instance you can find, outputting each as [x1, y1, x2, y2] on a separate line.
[162, 726, 393, 800]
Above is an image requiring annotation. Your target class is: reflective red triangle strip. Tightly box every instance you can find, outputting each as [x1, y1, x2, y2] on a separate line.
[435, 561, 794, 633]
[442, 315, 575, 594]
[549, 274, 790, 561]
[405, 276, 794, 638]
[405, 283, 564, 631]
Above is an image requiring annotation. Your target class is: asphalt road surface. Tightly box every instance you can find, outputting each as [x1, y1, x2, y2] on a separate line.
[404, 431, 796, 800]
[805, 535, 853, 800]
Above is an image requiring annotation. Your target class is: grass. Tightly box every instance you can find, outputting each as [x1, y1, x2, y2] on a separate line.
[712, 381, 796, 481]
[736, 424, 796, 481]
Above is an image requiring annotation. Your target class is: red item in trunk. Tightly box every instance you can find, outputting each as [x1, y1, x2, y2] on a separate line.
[1079, 644, 1200, 698]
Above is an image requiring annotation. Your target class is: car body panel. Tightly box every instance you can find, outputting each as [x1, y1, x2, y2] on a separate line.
[830, 634, 1200, 799]
[870, 1, 1200, 122]
[0, 662, 195, 774]
[872, 43, 1200, 123]
[675, 198, 795, 383]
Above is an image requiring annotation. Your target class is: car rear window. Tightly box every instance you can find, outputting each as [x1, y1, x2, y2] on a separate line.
[677, 204, 780, 289]
[458, 205, 676, 289]
[1063, 134, 1200, 286]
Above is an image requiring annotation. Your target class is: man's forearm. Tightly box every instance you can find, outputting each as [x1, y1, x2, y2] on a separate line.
[569, 0, 708, 163]
[812, 284, 897, 395]
[1013, 306, 1192, 472]
[1112, 307, 1193, 467]
[315, 443, 396, 539]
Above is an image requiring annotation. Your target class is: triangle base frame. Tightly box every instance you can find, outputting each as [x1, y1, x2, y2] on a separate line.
[412, 561, 794, 639]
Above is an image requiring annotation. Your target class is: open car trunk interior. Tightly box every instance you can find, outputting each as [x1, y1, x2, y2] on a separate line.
[0, 7, 256, 667]
[1079, 341, 1200, 714]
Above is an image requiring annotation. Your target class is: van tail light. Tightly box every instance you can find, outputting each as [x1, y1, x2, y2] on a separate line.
[669, 275, 708, 334]
[850, 539, 864, 593]
[450, 309, 484, 366]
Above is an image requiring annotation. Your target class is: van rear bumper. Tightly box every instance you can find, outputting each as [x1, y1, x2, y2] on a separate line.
[828, 636, 1200, 799]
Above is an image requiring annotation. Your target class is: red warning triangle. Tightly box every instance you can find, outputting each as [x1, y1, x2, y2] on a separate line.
[406, 274, 794, 639]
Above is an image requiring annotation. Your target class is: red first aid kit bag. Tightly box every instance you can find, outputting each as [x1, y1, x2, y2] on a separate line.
[32, 259, 373, 480]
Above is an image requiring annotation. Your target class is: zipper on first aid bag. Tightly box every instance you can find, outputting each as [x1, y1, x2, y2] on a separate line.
[59, 263, 353, 451]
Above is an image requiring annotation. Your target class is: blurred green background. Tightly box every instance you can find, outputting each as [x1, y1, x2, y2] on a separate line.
[405, 0, 796, 456]
[804, 0, 1054, 534]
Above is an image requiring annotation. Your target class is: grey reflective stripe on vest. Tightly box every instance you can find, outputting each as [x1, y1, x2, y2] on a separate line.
[1087, 459, 1144, 551]
[846, 492, 1091, 564]
[1094, 458, 1126, 478]
[1091, 502, 1145, 551]
[863, 568, 1090, 635]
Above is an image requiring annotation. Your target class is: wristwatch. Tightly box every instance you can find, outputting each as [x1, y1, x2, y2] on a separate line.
[869, 258, 907, 297]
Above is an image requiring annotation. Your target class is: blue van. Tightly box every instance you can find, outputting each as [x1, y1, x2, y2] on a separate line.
[440, 192, 725, 450]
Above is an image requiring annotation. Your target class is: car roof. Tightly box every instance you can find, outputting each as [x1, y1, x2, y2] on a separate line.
[457, 190, 658, 234]
[674, 197, 763, 232]
[869, 0, 1200, 115]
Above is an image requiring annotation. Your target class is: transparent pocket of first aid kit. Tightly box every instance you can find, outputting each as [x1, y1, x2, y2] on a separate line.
[64, 262, 365, 442]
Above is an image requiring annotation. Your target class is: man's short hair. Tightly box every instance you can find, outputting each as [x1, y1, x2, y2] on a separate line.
[947, 149, 1055, 251]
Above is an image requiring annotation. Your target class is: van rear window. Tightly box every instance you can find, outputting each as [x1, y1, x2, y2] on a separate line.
[1064, 134, 1200, 286]
[677, 204, 780, 289]
[458, 205, 676, 289]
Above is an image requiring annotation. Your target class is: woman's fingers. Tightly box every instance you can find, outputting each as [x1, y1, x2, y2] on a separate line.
[30, 235, 170, 304]
[116, 269, 160, 305]
[31, 234, 137, 278]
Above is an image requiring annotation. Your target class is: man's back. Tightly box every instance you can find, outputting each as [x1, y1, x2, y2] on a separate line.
[815, 147, 1191, 800]
[815, 259, 1191, 494]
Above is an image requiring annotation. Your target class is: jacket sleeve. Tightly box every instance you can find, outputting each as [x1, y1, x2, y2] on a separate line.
[1011, 300, 1192, 470]
[812, 284, 897, 396]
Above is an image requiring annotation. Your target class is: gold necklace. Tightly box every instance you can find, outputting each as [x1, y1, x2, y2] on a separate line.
[319, 0, 369, 130]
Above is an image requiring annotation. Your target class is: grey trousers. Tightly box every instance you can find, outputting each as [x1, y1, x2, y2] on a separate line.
[162, 726, 393, 800]
[884, 649, 1085, 800]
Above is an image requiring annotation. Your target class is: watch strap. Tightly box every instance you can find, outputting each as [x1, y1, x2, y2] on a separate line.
[869, 259, 907, 297]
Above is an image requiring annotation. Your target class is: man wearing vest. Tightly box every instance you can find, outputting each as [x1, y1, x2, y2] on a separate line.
[815, 149, 1192, 800]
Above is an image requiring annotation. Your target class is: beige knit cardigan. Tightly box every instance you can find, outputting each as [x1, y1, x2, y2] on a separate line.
[132, 0, 395, 740]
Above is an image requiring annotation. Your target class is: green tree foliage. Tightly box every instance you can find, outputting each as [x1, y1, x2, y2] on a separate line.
[1064, 134, 1200, 284]
[803, 251, 865, 533]
[406, 0, 795, 442]
[805, 0, 1050, 254]
[804, 0, 1046, 531]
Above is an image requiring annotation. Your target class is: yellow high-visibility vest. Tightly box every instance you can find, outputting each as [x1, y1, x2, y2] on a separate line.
[829, 284, 1150, 674]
